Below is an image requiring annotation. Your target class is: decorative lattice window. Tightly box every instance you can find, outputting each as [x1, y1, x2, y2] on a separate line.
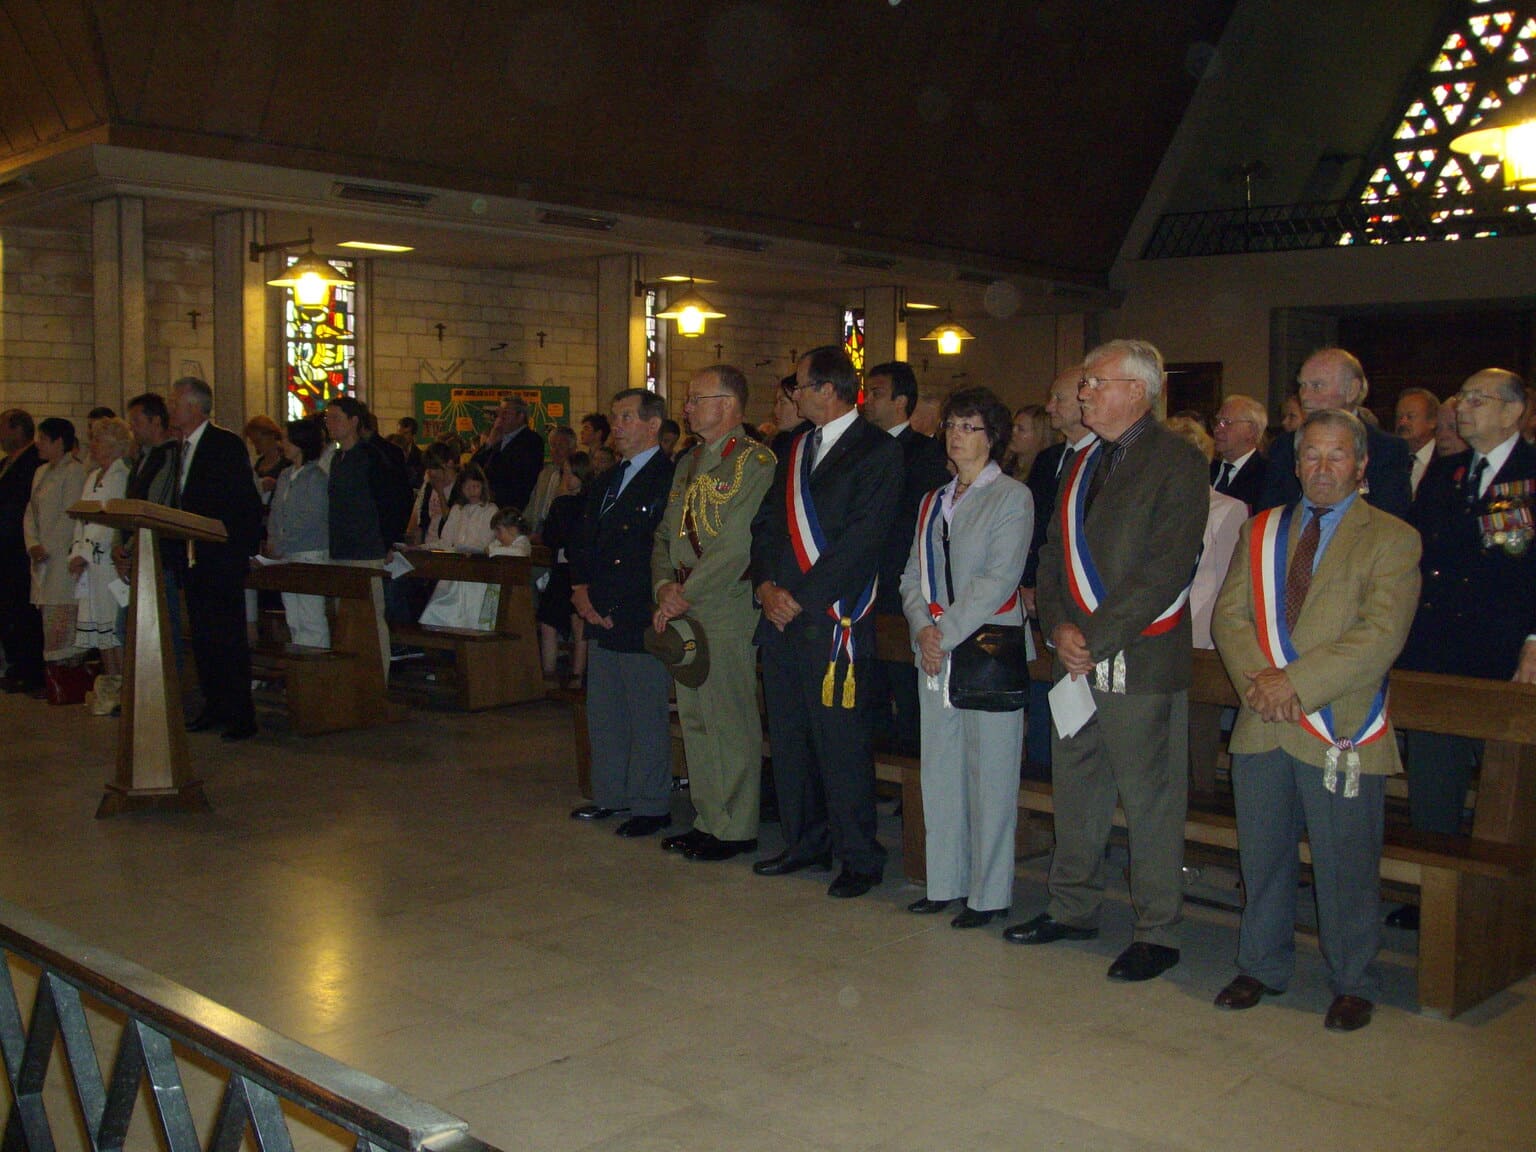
[1350, 0, 1536, 243]
[283, 257, 356, 420]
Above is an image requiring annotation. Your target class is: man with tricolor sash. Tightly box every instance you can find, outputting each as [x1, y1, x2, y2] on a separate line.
[749, 346, 903, 899]
[1006, 339, 1207, 985]
[1211, 409, 1420, 1032]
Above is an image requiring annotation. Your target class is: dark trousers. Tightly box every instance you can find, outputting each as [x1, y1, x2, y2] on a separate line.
[184, 564, 253, 727]
[0, 567, 43, 686]
[1402, 730, 1480, 837]
[759, 625, 886, 874]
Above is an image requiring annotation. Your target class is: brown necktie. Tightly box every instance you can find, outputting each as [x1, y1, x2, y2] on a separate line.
[1285, 506, 1327, 631]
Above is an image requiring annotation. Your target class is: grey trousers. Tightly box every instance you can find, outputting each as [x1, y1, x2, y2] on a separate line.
[918, 672, 1024, 912]
[1232, 746, 1385, 1000]
[587, 645, 673, 817]
[1047, 688, 1187, 947]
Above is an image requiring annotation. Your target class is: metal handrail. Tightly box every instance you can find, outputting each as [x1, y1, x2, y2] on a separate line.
[0, 899, 503, 1152]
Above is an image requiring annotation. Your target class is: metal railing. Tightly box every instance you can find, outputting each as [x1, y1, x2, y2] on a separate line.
[1142, 193, 1536, 258]
[0, 899, 504, 1152]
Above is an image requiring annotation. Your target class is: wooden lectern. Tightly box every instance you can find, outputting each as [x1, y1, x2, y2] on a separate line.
[67, 498, 225, 817]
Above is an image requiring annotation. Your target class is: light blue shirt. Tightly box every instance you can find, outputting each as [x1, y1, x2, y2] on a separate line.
[615, 445, 660, 498]
[1299, 489, 1358, 574]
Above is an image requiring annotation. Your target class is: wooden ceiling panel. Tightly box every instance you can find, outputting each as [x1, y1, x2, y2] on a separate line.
[5, 0, 105, 129]
[198, 0, 282, 141]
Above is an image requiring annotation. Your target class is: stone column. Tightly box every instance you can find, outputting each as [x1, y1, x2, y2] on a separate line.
[92, 197, 146, 413]
[212, 210, 270, 430]
[596, 253, 647, 405]
[862, 286, 906, 369]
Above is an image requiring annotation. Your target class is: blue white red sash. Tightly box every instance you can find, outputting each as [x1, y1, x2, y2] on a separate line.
[915, 486, 1019, 708]
[1250, 504, 1388, 796]
[786, 428, 876, 708]
[1058, 443, 1190, 636]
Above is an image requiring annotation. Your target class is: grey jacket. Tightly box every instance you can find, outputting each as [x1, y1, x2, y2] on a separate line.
[269, 462, 329, 556]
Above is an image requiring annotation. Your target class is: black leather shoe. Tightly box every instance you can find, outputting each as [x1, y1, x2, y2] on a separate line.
[662, 829, 710, 853]
[570, 804, 628, 821]
[685, 837, 758, 862]
[907, 897, 954, 915]
[614, 813, 671, 837]
[1385, 903, 1420, 931]
[1213, 974, 1283, 1010]
[1003, 912, 1099, 945]
[1107, 942, 1181, 982]
[827, 868, 882, 899]
[951, 907, 1004, 930]
[752, 850, 834, 876]
[1324, 994, 1374, 1032]
[186, 711, 220, 733]
[221, 722, 257, 742]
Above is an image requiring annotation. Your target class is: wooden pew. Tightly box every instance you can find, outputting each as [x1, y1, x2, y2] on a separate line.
[387, 551, 544, 711]
[245, 562, 404, 735]
[874, 613, 1536, 1019]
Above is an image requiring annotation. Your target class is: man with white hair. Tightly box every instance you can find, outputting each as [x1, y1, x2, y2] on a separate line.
[1211, 393, 1269, 513]
[1007, 339, 1208, 984]
[1262, 348, 1412, 519]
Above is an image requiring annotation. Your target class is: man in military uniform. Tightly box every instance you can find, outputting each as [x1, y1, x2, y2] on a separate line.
[652, 365, 777, 861]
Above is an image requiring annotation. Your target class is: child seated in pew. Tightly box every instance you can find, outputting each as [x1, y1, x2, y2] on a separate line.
[417, 463, 498, 629]
[476, 507, 532, 630]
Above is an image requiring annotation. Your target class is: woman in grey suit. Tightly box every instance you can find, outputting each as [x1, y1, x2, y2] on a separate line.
[900, 387, 1033, 928]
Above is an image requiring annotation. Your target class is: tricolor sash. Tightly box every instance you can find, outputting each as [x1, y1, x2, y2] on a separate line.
[1249, 503, 1389, 796]
[786, 428, 876, 708]
[915, 486, 1019, 708]
[1059, 443, 1191, 637]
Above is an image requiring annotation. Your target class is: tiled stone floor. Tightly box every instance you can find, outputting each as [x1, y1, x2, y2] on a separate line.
[1, 692, 1533, 1151]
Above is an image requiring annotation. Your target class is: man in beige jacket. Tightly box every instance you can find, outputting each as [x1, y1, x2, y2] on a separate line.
[1211, 409, 1420, 1032]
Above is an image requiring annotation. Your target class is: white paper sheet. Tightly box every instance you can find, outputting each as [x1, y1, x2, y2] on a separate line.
[1048, 673, 1097, 739]
[108, 577, 131, 608]
[384, 552, 415, 578]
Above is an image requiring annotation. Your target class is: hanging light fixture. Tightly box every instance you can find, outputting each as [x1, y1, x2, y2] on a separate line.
[250, 228, 355, 306]
[1450, 91, 1536, 191]
[920, 322, 974, 355]
[654, 280, 726, 337]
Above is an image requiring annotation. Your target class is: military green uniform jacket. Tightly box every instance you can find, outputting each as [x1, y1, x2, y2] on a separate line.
[652, 427, 776, 635]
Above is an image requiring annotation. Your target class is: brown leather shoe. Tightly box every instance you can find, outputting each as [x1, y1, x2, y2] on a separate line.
[1213, 974, 1283, 1011]
[1324, 994, 1374, 1032]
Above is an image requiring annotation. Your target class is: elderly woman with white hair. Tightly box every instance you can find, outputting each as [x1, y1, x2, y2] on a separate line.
[68, 416, 134, 679]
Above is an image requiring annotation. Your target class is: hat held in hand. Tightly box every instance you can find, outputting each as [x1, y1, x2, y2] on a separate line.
[645, 615, 710, 688]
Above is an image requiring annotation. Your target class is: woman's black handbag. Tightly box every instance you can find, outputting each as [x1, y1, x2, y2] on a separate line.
[948, 623, 1030, 712]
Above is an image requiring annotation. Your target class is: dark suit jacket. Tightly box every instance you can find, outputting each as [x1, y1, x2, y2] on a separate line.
[177, 422, 264, 581]
[1038, 419, 1208, 693]
[476, 425, 545, 512]
[750, 418, 902, 649]
[0, 443, 41, 561]
[1263, 421, 1412, 519]
[127, 441, 177, 503]
[1212, 452, 1268, 514]
[570, 449, 675, 653]
[1023, 442, 1068, 589]
[1398, 439, 1536, 680]
[876, 424, 951, 612]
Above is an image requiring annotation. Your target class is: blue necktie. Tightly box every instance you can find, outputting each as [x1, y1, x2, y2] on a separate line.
[600, 460, 630, 517]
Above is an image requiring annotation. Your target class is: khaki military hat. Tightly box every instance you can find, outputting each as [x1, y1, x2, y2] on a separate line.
[644, 615, 710, 688]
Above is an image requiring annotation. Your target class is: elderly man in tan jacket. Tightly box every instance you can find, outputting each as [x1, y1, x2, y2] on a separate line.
[1212, 408, 1421, 1032]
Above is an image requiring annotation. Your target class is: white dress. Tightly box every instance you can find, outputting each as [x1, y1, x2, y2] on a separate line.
[417, 502, 499, 629]
[70, 458, 130, 650]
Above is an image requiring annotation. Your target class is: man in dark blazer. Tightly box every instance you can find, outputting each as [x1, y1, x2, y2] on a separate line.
[168, 377, 264, 740]
[1023, 369, 1099, 611]
[474, 396, 545, 512]
[1211, 394, 1270, 513]
[1262, 348, 1412, 519]
[750, 346, 902, 899]
[0, 409, 44, 693]
[1395, 369, 1536, 909]
[568, 389, 677, 837]
[861, 360, 950, 751]
[1008, 340, 1208, 984]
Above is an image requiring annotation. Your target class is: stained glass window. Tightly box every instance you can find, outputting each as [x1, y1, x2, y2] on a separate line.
[842, 307, 865, 376]
[284, 256, 356, 420]
[645, 288, 660, 392]
[1349, 0, 1536, 244]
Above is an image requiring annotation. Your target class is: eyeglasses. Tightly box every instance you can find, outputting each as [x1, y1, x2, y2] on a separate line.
[683, 393, 732, 407]
[1457, 390, 1516, 409]
[1212, 416, 1254, 429]
[941, 420, 988, 435]
[790, 380, 823, 393]
[1078, 376, 1142, 391]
